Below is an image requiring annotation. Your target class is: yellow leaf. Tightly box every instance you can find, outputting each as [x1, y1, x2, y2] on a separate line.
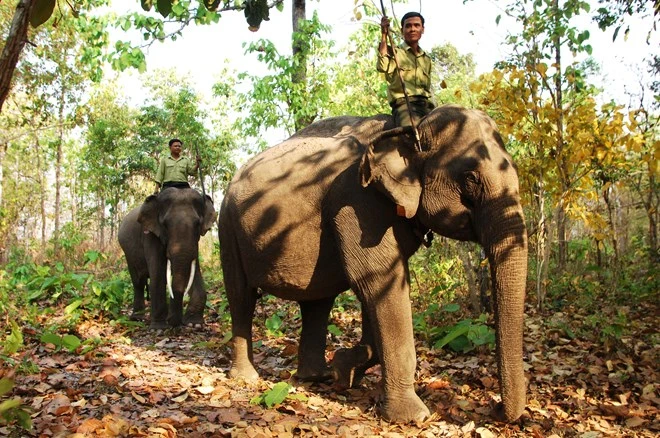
[131, 391, 146, 404]
[536, 62, 548, 77]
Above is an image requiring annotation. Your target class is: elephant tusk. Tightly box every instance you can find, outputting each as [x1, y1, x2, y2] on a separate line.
[166, 259, 173, 299]
[184, 260, 196, 296]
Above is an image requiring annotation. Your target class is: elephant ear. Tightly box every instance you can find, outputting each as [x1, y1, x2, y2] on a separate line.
[137, 194, 162, 237]
[201, 195, 217, 236]
[358, 132, 421, 219]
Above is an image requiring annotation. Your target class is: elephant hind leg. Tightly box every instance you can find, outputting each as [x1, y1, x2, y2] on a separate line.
[296, 297, 335, 382]
[331, 308, 379, 388]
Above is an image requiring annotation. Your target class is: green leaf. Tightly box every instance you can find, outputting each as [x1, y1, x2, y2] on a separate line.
[442, 303, 460, 313]
[62, 335, 82, 352]
[141, 0, 154, 11]
[495, 14, 501, 25]
[65, 299, 83, 315]
[327, 324, 342, 336]
[263, 382, 290, 407]
[30, 0, 56, 28]
[0, 398, 21, 414]
[157, 0, 172, 17]
[0, 378, 14, 397]
[40, 332, 62, 347]
[3, 322, 23, 355]
[447, 335, 471, 352]
[434, 323, 470, 350]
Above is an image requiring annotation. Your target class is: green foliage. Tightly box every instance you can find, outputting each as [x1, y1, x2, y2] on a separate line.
[250, 381, 306, 408]
[433, 313, 496, 353]
[265, 312, 285, 337]
[0, 378, 32, 430]
[237, 12, 334, 137]
[2, 322, 24, 356]
[412, 299, 495, 353]
[39, 332, 82, 353]
[327, 324, 343, 337]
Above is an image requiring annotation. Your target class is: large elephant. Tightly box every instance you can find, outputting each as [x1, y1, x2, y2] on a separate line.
[119, 188, 217, 329]
[218, 104, 527, 423]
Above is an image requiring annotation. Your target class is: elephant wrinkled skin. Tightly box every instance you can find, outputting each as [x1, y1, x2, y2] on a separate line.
[218, 104, 527, 423]
[119, 188, 216, 329]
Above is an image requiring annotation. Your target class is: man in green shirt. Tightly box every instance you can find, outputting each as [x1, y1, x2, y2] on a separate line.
[377, 11, 434, 128]
[155, 138, 201, 192]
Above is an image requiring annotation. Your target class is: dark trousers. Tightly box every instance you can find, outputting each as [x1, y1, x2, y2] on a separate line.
[390, 96, 435, 127]
[162, 181, 191, 189]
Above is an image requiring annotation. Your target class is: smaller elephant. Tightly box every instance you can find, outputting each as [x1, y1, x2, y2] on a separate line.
[119, 188, 216, 329]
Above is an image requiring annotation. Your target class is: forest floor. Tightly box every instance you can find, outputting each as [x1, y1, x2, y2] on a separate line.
[2, 291, 658, 437]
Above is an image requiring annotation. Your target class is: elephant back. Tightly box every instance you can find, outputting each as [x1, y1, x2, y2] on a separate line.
[292, 114, 393, 145]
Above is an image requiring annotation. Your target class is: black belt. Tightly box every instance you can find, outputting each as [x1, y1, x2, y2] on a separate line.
[390, 96, 429, 107]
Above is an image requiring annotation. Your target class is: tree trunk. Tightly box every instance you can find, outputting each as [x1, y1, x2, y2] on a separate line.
[0, 0, 37, 114]
[457, 242, 480, 314]
[536, 177, 549, 310]
[54, 81, 66, 249]
[291, 0, 311, 131]
[552, 0, 568, 271]
[0, 141, 5, 210]
[34, 136, 47, 244]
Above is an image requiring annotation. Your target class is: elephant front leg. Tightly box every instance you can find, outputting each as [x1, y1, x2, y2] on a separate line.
[359, 264, 430, 423]
[149, 275, 168, 330]
[368, 282, 430, 423]
[296, 297, 335, 382]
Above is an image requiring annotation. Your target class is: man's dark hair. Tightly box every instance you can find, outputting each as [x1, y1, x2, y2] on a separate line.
[169, 138, 182, 147]
[401, 11, 424, 28]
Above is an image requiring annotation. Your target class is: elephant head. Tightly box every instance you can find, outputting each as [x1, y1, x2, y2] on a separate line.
[358, 104, 527, 422]
[138, 188, 216, 300]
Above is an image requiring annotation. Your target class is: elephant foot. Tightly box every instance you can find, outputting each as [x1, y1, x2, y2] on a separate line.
[150, 320, 168, 330]
[379, 389, 430, 424]
[229, 363, 260, 382]
[183, 313, 204, 329]
[330, 344, 375, 389]
[295, 365, 333, 383]
[130, 310, 147, 322]
[167, 315, 183, 328]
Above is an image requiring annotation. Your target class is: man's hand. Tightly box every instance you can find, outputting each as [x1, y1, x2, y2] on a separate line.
[380, 16, 390, 35]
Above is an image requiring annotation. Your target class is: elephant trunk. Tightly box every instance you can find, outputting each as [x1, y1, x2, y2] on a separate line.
[482, 202, 528, 422]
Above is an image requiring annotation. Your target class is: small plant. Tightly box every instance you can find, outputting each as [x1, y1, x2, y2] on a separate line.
[265, 311, 286, 337]
[39, 332, 102, 355]
[433, 313, 496, 352]
[250, 381, 307, 408]
[0, 378, 32, 430]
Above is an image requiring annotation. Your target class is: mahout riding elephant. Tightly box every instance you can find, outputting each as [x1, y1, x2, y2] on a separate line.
[119, 187, 216, 329]
[218, 104, 527, 423]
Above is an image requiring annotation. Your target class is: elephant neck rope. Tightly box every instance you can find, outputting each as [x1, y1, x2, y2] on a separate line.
[380, 0, 423, 152]
[413, 218, 433, 248]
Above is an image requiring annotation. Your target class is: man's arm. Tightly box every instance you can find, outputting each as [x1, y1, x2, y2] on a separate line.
[155, 158, 165, 192]
[376, 16, 395, 74]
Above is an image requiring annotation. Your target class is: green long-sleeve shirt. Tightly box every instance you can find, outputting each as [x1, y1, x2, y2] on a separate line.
[155, 155, 196, 185]
[376, 42, 432, 104]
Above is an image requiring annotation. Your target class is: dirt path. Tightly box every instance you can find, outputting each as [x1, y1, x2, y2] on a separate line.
[5, 302, 659, 437]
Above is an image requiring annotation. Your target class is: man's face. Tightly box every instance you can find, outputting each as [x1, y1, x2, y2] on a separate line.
[402, 16, 424, 45]
[170, 142, 182, 154]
